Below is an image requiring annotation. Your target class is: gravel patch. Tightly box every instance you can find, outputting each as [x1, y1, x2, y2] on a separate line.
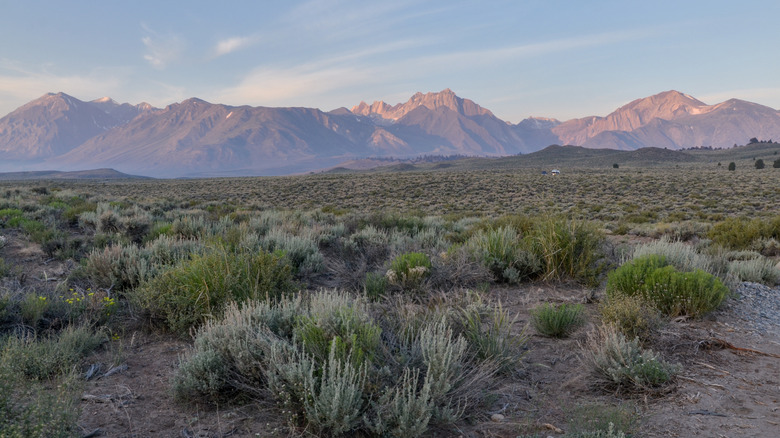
[719, 281, 780, 337]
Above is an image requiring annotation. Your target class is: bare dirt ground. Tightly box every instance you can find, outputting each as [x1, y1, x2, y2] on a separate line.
[3, 231, 779, 437]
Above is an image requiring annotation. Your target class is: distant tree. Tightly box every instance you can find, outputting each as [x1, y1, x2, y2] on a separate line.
[728, 162, 736, 171]
[774, 158, 780, 168]
[612, 163, 619, 169]
[755, 159, 765, 169]
[749, 137, 759, 144]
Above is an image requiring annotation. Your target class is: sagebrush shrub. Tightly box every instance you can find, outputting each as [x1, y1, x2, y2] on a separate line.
[295, 290, 382, 366]
[728, 257, 780, 285]
[584, 325, 678, 391]
[366, 367, 432, 437]
[258, 228, 324, 276]
[632, 237, 723, 278]
[84, 244, 153, 291]
[175, 288, 516, 436]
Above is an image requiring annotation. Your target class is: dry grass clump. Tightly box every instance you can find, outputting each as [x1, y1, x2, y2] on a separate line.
[530, 302, 586, 338]
[599, 295, 661, 343]
[130, 245, 295, 335]
[464, 217, 604, 285]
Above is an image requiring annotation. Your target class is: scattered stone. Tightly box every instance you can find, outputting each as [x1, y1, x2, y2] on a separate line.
[101, 363, 128, 378]
[490, 413, 505, 422]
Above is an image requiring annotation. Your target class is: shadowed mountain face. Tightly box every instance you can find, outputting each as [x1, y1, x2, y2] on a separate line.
[0, 89, 778, 177]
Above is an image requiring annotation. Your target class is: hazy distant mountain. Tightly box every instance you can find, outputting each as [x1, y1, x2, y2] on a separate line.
[552, 90, 708, 146]
[0, 92, 158, 162]
[0, 93, 119, 160]
[554, 90, 780, 149]
[583, 98, 780, 149]
[56, 98, 380, 176]
[1, 88, 779, 176]
[0, 168, 148, 181]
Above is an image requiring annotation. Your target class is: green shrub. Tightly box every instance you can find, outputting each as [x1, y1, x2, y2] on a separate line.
[584, 325, 678, 391]
[606, 255, 728, 318]
[0, 368, 80, 438]
[132, 246, 295, 335]
[530, 303, 586, 338]
[605, 254, 667, 297]
[1, 325, 104, 380]
[19, 293, 50, 329]
[0, 208, 24, 228]
[708, 216, 780, 250]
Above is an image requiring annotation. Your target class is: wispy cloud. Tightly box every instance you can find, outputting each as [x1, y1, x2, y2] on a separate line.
[414, 28, 657, 69]
[141, 24, 185, 69]
[214, 36, 258, 57]
[214, 63, 379, 107]
[211, 38, 425, 107]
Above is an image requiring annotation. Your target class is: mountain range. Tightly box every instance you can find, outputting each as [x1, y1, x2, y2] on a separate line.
[1, 89, 779, 177]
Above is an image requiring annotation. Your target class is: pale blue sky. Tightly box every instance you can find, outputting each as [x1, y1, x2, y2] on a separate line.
[1, 0, 778, 122]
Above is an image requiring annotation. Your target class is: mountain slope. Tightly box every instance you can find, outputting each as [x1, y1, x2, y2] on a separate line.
[584, 99, 780, 149]
[0, 93, 122, 159]
[2, 88, 779, 176]
[552, 90, 709, 145]
[57, 99, 380, 176]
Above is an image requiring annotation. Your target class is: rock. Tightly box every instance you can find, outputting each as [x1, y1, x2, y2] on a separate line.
[490, 413, 505, 422]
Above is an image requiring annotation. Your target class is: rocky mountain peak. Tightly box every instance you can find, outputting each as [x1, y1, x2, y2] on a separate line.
[351, 89, 492, 121]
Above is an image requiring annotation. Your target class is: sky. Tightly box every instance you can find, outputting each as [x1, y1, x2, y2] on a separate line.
[1, 0, 780, 123]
